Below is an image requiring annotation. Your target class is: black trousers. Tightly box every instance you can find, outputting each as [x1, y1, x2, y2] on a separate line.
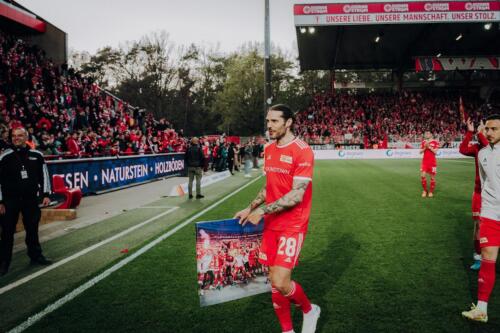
[0, 198, 42, 268]
[228, 158, 234, 174]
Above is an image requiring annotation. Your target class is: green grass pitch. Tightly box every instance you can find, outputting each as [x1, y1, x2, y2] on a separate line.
[19, 159, 500, 332]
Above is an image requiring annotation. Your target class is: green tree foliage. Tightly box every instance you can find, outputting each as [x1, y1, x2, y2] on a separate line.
[73, 32, 332, 136]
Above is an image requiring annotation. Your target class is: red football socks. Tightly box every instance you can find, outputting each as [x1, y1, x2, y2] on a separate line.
[430, 179, 436, 193]
[478, 259, 496, 302]
[285, 281, 312, 314]
[421, 177, 427, 191]
[272, 287, 293, 332]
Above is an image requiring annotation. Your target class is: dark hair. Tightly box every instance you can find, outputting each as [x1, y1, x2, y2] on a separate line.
[268, 104, 295, 124]
[486, 114, 500, 121]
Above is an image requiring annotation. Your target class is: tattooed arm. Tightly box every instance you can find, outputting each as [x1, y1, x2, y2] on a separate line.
[249, 184, 266, 210]
[235, 184, 266, 223]
[241, 178, 310, 225]
[262, 178, 309, 214]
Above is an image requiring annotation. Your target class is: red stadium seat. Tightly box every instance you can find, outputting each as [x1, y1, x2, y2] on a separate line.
[52, 175, 82, 209]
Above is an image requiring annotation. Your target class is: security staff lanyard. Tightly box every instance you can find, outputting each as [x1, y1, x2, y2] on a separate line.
[14, 149, 29, 180]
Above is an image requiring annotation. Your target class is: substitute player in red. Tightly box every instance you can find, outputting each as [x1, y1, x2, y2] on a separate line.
[235, 104, 320, 333]
[420, 131, 439, 197]
[462, 113, 500, 322]
[459, 118, 488, 270]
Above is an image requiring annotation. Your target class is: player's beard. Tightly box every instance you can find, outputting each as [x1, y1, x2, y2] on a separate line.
[488, 136, 500, 145]
[270, 127, 286, 141]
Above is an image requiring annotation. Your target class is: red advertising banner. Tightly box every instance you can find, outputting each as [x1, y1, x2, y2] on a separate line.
[415, 57, 500, 71]
[294, 1, 500, 25]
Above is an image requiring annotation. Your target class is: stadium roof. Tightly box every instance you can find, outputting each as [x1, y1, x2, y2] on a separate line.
[0, 0, 46, 32]
[294, 1, 500, 71]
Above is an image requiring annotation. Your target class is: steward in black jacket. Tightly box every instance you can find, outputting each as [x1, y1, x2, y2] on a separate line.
[0, 127, 52, 276]
[184, 137, 205, 199]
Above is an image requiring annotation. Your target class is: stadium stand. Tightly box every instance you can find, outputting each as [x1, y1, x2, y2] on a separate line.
[0, 29, 489, 154]
[0, 29, 186, 158]
[295, 91, 484, 148]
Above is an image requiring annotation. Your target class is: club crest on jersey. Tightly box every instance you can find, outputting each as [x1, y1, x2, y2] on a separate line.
[280, 154, 293, 164]
[267, 155, 271, 160]
[259, 253, 267, 260]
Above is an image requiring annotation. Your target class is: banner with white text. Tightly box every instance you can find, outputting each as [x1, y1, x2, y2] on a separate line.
[294, 1, 500, 25]
[47, 153, 185, 194]
[313, 148, 467, 160]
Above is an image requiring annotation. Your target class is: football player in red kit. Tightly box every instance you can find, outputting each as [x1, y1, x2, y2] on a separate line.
[235, 104, 320, 333]
[459, 118, 488, 270]
[420, 131, 439, 197]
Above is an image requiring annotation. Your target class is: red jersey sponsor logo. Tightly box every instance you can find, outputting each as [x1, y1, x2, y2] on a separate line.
[280, 154, 293, 164]
[264, 166, 291, 175]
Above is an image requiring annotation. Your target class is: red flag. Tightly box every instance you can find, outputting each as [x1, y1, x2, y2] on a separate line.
[415, 59, 422, 72]
[459, 96, 468, 124]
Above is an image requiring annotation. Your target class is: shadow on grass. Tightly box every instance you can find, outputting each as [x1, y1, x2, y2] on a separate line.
[240, 233, 361, 333]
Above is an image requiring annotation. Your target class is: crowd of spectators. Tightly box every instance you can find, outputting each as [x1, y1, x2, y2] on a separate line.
[0, 30, 186, 158]
[295, 91, 484, 148]
[1, 30, 490, 155]
[193, 137, 264, 175]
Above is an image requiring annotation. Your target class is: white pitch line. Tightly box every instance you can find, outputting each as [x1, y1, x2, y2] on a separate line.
[9, 176, 262, 333]
[0, 207, 179, 296]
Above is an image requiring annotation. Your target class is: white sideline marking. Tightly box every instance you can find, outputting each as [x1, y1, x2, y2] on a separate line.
[0, 207, 179, 296]
[8, 176, 263, 333]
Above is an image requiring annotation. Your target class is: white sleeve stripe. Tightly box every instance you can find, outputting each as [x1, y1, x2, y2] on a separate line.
[293, 176, 312, 181]
[0, 149, 14, 161]
[43, 163, 51, 193]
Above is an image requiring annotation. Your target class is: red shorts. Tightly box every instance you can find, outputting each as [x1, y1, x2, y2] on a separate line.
[259, 229, 305, 269]
[420, 164, 437, 175]
[479, 217, 500, 248]
[472, 192, 481, 221]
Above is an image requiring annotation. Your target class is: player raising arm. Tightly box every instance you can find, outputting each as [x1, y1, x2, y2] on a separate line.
[459, 118, 489, 270]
